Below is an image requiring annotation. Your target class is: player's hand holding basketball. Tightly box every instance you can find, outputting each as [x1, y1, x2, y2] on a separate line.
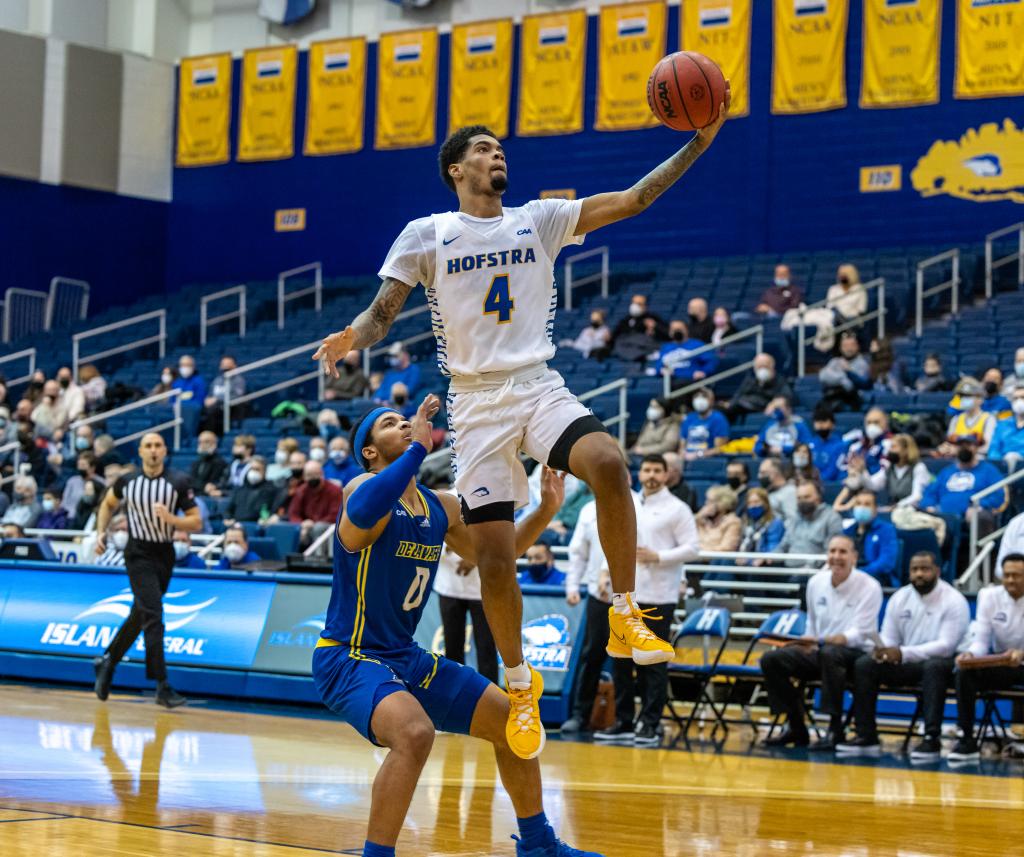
[409, 394, 440, 450]
[695, 79, 730, 151]
[312, 326, 356, 379]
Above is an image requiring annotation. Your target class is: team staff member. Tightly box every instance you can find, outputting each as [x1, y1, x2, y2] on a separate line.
[761, 535, 882, 751]
[92, 433, 202, 708]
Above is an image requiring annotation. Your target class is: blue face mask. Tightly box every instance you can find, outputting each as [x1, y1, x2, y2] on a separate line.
[852, 506, 874, 525]
[75, 437, 91, 450]
[319, 424, 338, 441]
[747, 506, 764, 521]
[772, 408, 785, 422]
[329, 450, 347, 464]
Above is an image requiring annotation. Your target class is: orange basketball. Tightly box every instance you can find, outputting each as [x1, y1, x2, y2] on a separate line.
[646, 51, 727, 132]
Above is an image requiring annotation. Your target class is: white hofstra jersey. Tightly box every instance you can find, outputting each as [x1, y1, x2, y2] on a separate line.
[378, 199, 584, 378]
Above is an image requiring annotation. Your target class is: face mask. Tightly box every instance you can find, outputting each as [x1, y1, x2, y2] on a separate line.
[924, 367, 939, 377]
[984, 381, 999, 396]
[887, 451, 903, 465]
[306, 478, 322, 489]
[329, 449, 348, 464]
[1013, 399, 1024, 416]
[726, 476, 743, 491]
[173, 542, 190, 561]
[838, 276, 851, 286]
[793, 454, 809, 469]
[232, 448, 245, 460]
[774, 277, 789, 288]
[310, 448, 327, 462]
[590, 319, 601, 329]
[275, 450, 288, 465]
[76, 467, 90, 479]
[1015, 362, 1024, 378]
[80, 492, 96, 507]
[746, 505, 764, 521]
[852, 506, 874, 525]
[75, 437, 91, 450]
[714, 316, 728, 328]
[161, 372, 173, 385]
[628, 302, 644, 318]
[755, 368, 773, 384]
[959, 397, 976, 411]
[864, 424, 884, 441]
[291, 467, 304, 480]
[197, 447, 212, 457]
[178, 366, 193, 379]
[816, 427, 832, 441]
[671, 331, 684, 342]
[112, 531, 129, 550]
[527, 563, 550, 581]
[693, 396, 710, 414]
[759, 474, 773, 489]
[772, 408, 785, 422]
[388, 356, 401, 368]
[224, 543, 246, 563]
[646, 407, 664, 422]
[42, 498, 55, 512]
[957, 446, 975, 464]
[246, 469, 264, 485]
[319, 424, 336, 440]
[393, 394, 407, 406]
[797, 501, 818, 518]
[59, 377, 70, 389]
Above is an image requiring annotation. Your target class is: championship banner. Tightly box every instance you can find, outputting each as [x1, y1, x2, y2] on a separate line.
[448, 19, 513, 138]
[517, 10, 587, 137]
[861, 0, 940, 108]
[176, 53, 231, 167]
[237, 45, 297, 161]
[681, 0, 752, 118]
[375, 28, 438, 150]
[304, 37, 366, 155]
[595, 2, 667, 131]
[955, 0, 1024, 99]
[771, 0, 849, 114]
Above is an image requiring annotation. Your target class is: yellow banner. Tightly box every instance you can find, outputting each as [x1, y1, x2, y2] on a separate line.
[176, 53, 232, 167]
[238, 45, 297, 162]
[861, 0, 940, 108]
[304, 37, 366, 155]
[772, 0, 849, 114]
[681, 0, 752, 118]
[375, 28, 438, 150]
[517, 10, 587, 137]
[596, 2, 667, 131]
[449, 19, 512, 138]
[955, 0, 1024, 99]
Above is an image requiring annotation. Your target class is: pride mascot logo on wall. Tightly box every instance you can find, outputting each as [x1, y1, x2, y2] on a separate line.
[912, 119, 1024, 204]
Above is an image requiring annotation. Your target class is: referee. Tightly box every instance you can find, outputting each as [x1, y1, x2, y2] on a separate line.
[93, 432, 201, 707]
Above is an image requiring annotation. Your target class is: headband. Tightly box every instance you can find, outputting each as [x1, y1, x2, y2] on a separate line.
[353, 407, 400, 470]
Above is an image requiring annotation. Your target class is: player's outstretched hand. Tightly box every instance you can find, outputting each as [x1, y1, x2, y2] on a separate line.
[312, 326, 356, 379]
[410, 394, 440, 450]
[695, 78, 730, 150]
[538, 465, 567, 512]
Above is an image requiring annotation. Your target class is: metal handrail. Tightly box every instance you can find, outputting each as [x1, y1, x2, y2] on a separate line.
[2, 287, 48, 343]
[46, 276, 90, 330]
[72, 309, 167, 376]
[796, 278, 886, 377]
[70, 387, 185, 451]
[915, 249, 959, 337]
[958, 541, 994, 592]
[198, 532, 226, 559]
[0, 440, 20, 488]
[362, 303, 431, 376]
[967, 465, 1024, 581]
[661, 325, 764, 398]
[304, 524, 335, 557]
[984, 222, 1023, 298]
[0, 347, 36, 385]
[224, 339, 325, 432]
[564, 245, 609, 311]
[200, 284, 246, 346]
[278, 261, 322, 330]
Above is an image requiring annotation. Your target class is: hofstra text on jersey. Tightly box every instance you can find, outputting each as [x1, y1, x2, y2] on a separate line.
[446, 247, 537, 274]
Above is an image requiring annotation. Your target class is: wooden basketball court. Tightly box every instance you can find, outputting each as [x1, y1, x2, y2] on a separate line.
[0, 683, 1020, 856]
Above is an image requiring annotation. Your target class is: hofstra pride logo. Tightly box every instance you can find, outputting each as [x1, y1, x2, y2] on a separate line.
[912, 119, 1024, 205]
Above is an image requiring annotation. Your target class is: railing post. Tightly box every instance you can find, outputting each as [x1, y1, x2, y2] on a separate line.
[223, 382, 231, 436]
[755, 326, 763, 356]
[240, 289, 247, 338]
[564, 258, 573, 311]
[362, 348, 371, 377]
[278, 276, 285, 330]
[617, 380, 627, 446]
[601, 250, 609, 299]
[915, 267, 924, 337]
[797, 311, 806, 377]
[877, 279, 886, 339]
[73, 339, 79, 379]
[159, 311, 166, 360]
[200, 299, 208, 347]
[952, 252, 959, 317]
[317, 364, 325, 401]
[969, 505, 979, 580]
[985, 236, 993, 299]
[173, 393, 182, 451]
[315, 263, 322, 313]
[662, 369, 670, 399]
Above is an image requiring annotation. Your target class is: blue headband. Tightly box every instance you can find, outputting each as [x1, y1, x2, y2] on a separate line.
[354, 407, 400, 470]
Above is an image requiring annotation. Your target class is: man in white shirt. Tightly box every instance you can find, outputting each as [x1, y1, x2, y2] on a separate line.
[995, 509, 1024, 577]
[761, 534, 882, 750]
[948, 553, 1024, 761]
[836, 551, 969, 760]
[594, 455, 699, 747]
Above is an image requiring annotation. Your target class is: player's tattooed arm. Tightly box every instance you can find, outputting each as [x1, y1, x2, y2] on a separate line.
[630, 140, 707, 210]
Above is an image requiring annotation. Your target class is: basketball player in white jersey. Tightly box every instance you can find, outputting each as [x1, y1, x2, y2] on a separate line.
[314, 85, 729, 759]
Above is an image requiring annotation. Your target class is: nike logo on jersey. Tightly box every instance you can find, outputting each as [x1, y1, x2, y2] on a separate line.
[442, 235, 461, 246]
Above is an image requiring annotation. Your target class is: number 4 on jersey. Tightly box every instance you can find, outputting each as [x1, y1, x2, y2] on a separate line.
[483, 274, 514, 324]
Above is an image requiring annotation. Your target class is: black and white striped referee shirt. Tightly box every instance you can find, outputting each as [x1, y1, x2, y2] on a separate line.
[111, 469, 196, 543]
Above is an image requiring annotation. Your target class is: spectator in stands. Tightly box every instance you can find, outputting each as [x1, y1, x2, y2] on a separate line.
[868, 338, 907, 393]
[216, 525, 261, 569]
[227, 433, 256, 488]
[865, 433, 932, 509]
[754, 397, 812, 458]
[35, 488, 68, 530]
[613, 294, 667, 341]
[940, 378, 996, 457]
[94, 513, 129, 566]
[386, 381, 416, 418]
[325, 436, 362, 485]
[93, 434, 122, 474]
[13, 398, 32, 424]
[324, 350, 370, 401]
[980, 368, 1012, 418]
[725, 354, 793, 422]
[173, 529, 206, 569]
[200, 355, 245, 436]
[0, 381, 7, 411]
[12, 422, 48, 482]
[55, 366, 85, 422]
[309, 436, 328, 465]
[755, 264, 803, 318]
[736, 488, 785, 564]
[914, 352, 953, 394]
[726, 460, 751, 504]
[78, 364, 106, 412]
[23, 370, 45, 404]
[809, 404, 846, 482]
[149, 365, 177, 397]
[517, 543, 566, 586]
[825, 264, 867, 324]
[837, 551, 969, 759]
[191, 431, 229, 498]
[1003, 347, 1024, 396]
[0, 405, 12, 446]
[919, 436, 1005, 523]
[695, 486, 742, 553]
[566, 309, 611, 359]
[374, 344, 420, 402]
[172, 355, 207, 402]
[819, 332, 871, 411]
[315, 408, 340, 441]
[271, 450, 309, 518]
[31, 380, 68, 438]
[989, 387, 1024, 468]
[679, 388, 729, 459]
[631, 398, 680, 457]
[846, 407, 893, 473]
[662, 451, 697, 510]
[778, 481, 843, 566]
[2, 475, 41, 530]
[761, 534, 882, 750]
[791, 443, 821, 489]
[653, 320, 718, 386]
[546, 482, 594, 542]
[843, 490, 899, 586]
[267, 437, 299, 482]
[949, 553, 1024, 762]
[224, 456, 277, 526]
[65, 453, 104, 529]
[759, 457, 797, 524]
[710, 306, 737, 345]
[70, 424, 95, 456]
[998, 506, 1024, 576]
[687, 298, 714, 343]
[288, 459, 343, 550]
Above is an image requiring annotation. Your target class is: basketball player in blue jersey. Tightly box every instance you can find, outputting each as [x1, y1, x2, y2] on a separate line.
[313, 395, 602, 857]
[314, 84, 730, 759]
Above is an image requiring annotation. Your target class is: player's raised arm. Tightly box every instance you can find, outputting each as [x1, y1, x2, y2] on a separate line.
[312, 276, 414, 379]
[574, 82, 730, 236]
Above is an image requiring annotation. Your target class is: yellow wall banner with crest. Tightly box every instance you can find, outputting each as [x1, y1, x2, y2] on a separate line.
[449, 19, 513, 138]
[595, 2, 667, 131]
[861, 0, 940, 108]
[772, 0, 849, 114]
[304, 37, 366, 155]
[681, 0, 752, 118]
[375, 28, 438, 150]
[517, 10, 587, 136]
[176, 53, 232, 167]
[238, 45, 297, 161]
[955, 0, 1024, 99]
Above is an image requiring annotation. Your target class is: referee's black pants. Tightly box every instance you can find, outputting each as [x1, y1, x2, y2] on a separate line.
[612, 602, 675, 730]
[852, 655, 954, 740]
[104, 540, 175, 682]
[571, 595, 611, 725]
[761, 643, 864, 731]
[438, 594, 499, 685]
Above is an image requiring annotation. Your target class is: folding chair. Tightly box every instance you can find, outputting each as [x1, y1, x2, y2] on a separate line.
[667, 606, 731, 746]
[976, 686, 1024, 749]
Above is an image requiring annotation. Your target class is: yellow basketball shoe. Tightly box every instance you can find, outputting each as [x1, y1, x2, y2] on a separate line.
[506, 664, 546, 760]
[607, 596, 674, 665]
